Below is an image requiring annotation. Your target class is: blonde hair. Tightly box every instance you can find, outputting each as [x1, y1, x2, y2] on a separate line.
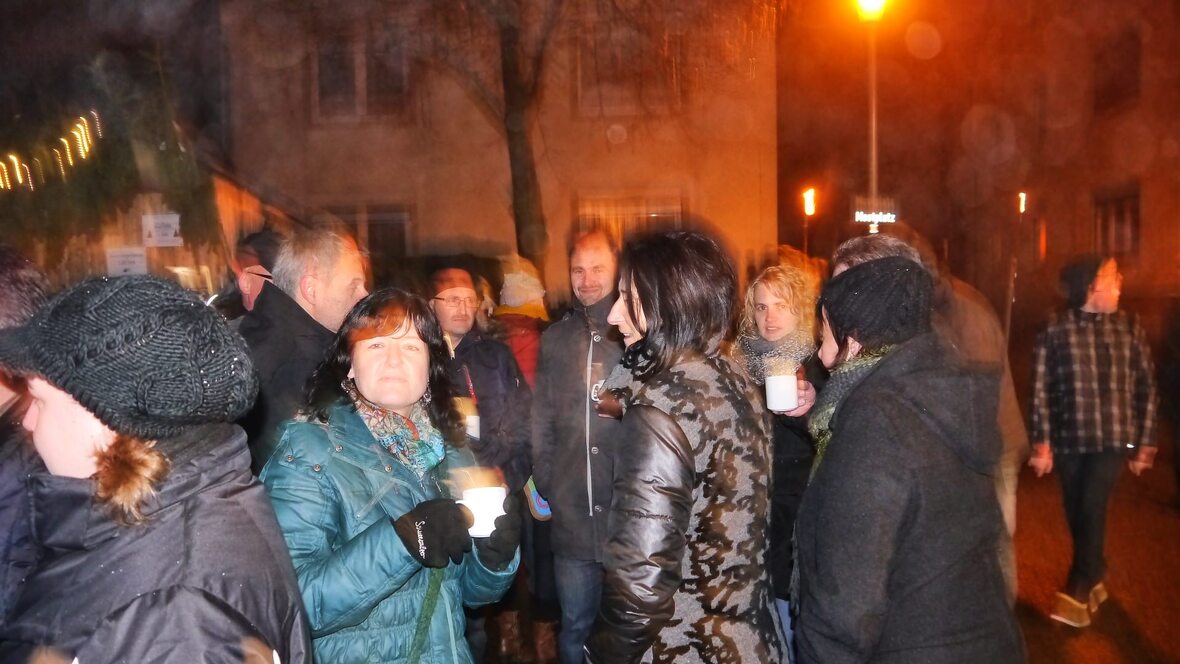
[94, 435, 170, 524]
[740, 263, 818, 340]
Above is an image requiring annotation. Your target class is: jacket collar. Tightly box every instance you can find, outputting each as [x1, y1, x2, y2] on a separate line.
[578, 294, 616, 330]
[325, 401, 445, 476]
[247, 281, 335, 342]
[28, 424, 253, 552]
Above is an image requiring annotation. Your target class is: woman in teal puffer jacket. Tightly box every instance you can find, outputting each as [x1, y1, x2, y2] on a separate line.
[261, 288, 521, 663]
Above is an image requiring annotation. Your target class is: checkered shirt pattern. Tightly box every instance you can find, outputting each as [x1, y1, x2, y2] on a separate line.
[1030, 308, 1158, 454]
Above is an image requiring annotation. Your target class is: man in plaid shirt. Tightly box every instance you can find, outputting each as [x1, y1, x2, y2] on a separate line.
[1028, 255, 1158, 628]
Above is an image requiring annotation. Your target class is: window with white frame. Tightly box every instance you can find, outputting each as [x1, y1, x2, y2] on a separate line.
[313, 24, 411, 122]
[575, 194, 683, 242]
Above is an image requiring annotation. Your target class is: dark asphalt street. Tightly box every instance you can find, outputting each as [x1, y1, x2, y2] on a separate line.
[1016, 426, 1180, 663]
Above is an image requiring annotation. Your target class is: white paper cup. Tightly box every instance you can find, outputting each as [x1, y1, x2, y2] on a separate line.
[457, 486, 507, 538]
[766, 374, 798, 412]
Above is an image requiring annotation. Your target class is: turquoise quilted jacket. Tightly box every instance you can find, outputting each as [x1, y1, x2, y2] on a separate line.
[261, 402, 518, 663]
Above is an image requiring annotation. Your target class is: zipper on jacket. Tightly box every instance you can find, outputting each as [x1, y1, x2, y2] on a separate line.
[584, 330, 595, 517]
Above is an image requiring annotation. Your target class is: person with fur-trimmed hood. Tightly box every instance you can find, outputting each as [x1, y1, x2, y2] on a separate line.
[0, 275, 311, 662]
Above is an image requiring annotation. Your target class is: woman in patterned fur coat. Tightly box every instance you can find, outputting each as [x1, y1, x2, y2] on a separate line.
[584, 230, 784, 664]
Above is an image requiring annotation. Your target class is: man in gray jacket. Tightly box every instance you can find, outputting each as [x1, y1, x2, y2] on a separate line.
[532, 229, 624, 664]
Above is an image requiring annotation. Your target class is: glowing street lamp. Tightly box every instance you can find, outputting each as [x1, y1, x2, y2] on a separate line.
[802, 187, 817, 255]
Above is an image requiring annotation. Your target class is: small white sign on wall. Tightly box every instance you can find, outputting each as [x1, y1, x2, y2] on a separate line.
[106, 247, 149, 276]
[142, 213, 183, 247]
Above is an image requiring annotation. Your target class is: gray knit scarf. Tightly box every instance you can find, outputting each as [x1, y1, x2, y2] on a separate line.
[806, 345, 894, 481]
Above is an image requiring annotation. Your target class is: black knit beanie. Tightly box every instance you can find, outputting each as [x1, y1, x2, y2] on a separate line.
[0, 275, 258, 440]
[820, 256, 933, 351]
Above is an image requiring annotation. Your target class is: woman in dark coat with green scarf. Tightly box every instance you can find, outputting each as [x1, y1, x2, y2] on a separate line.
[794, 257, 1024, 663]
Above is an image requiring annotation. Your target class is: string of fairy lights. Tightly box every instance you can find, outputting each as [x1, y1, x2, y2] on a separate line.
[0, 110, 102, 192]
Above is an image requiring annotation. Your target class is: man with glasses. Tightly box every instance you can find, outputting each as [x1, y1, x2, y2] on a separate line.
[429, 266, 532, 662]
[1029, 256, 1158, 628]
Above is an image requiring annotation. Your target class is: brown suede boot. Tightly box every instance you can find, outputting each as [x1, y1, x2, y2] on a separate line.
[1050, 592, 1091, 628]
[533, 619, 558, 664]
[496, 610, 532, 663]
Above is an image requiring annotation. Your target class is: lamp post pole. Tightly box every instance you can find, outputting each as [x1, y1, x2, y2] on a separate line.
[857, 0, 885, 232]
[868, 22, 879, 203]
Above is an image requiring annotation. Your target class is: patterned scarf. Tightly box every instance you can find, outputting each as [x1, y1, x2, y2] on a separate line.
[343, 380, 446, 480]
[736, 331, 816, 386]
[806, 345, 894, 480]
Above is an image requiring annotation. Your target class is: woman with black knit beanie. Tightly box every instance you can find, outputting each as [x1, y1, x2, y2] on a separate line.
[793, 256, 1025, 663]
[0, 275, 311, 662]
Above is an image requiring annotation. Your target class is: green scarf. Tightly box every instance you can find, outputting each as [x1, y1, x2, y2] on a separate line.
[806, 345, 894, 480]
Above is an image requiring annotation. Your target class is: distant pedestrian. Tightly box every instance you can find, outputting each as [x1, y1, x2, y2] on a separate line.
[1029, 255, 1158, 627]
[0, 275, 311, 662]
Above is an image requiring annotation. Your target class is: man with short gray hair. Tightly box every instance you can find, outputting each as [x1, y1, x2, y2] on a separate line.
[238, 225, 368, 472]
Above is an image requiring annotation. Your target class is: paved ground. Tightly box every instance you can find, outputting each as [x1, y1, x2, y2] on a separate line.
[1015, 426, 1180, 663]
[490, 429, 1180, 664]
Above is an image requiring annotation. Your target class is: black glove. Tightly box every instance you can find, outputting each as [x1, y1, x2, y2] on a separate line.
[475, 493, 522, 572]
[393, 499, 473, 568]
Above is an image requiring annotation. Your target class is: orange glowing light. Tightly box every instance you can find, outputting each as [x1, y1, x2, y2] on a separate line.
[72, 130, 86, 159]
[857, 0, 886, 21]
[1018, 192, 1027, 214]
[60, 138, 73, 166]
[90, 110, 102, 138]
[0, 163, 10, 190]
[8, 155, 22, 185]
[53, 149, 66, 180]
[21, 163, 32, 191]
[802, 188, 817, 216]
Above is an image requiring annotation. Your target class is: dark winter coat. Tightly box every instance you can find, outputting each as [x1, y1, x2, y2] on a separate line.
[795, 333, 1024, 664]
[767, 355, 827, 600]
[585, 353, 784, 664]
[531, 296, 624, 561]
[0, 398, 40, 625]
[0, 423, 312, 663]
[448, 331, 532, 491]
[238, 281, 335, 473]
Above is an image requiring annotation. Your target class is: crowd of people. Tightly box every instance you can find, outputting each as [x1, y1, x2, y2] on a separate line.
[0, 220, 1161, 663]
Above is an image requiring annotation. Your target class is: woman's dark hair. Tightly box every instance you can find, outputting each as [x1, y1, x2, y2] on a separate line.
[620, 230, 737, 378]
[306, 288, 465, 443]
[1060, 254, 1107, 310]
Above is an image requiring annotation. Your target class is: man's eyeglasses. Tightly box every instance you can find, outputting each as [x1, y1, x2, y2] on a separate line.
[433, 295, 478, 310]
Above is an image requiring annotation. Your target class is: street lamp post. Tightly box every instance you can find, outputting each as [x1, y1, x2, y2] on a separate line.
[858, 0, 886, 232]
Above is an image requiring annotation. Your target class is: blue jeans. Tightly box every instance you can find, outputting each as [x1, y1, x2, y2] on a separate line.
[776, 598, 795, 663]
[553, 556, 603, 664]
